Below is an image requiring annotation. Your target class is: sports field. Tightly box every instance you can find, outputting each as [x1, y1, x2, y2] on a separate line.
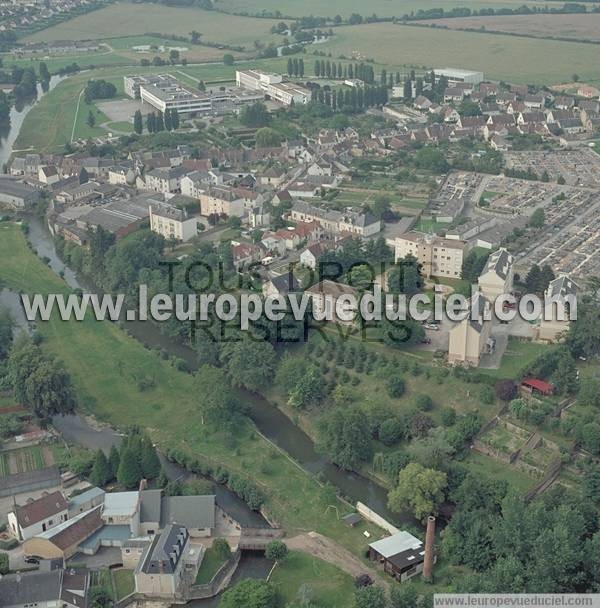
[23, 2, 281, 50]
[419, 13, 600, 41]
[216, 0, 589, 18]
[317, 22, 600, 84]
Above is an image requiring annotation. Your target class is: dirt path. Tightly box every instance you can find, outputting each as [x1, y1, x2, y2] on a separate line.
[287, 531, 389, 589]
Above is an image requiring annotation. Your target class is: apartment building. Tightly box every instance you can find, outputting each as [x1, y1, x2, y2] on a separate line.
[149, 201, 200, 242]
[478, 247, 514, 302]
[144, 166, 188, 194]
[290, 201, 381, 237]
[537, 274, 579, 343]
[448, 292, 493, 367]
[393, 232, 467, 279]
[198, 185, 245, 218]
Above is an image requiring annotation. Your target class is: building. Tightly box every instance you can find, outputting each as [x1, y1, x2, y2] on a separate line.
[68, 487, 105, 517]
[236, 70, 311, 106]
[135, 524, 200, 598]
[149, 201, 200, 242]
[0, 178, 41, 209]
[198, 185, 246, 218]
[262, 273, 301, 298]
[291, 201, 382, 237]
[143, 166, 188, 194]
[477, 247, 513, 302]
[448, 292, 493, 367]
[300, 242, 331, 270]
[434, 68, 484, 86]
[393, 232, 467, 279]
[8, 491, 68, 541]
[159, 495, 215, 537]
[305, 280, 359, 325]
[537, 274, 579, 343]
[0, 568, 90, 608]
[521, 378, 554, 397]
[368, 530, 431, 582]
[23, 507, 104, 560]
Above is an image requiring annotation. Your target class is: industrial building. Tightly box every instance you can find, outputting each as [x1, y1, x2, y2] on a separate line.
[434, 68, 484, 86]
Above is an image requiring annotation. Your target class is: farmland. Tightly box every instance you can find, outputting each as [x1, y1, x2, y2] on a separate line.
[0, 445, 52, 477]
[317, 22, 600, 84]
[215, 0, 589, 19]
[22, 2, 281, 50]
[419, 13, 600, 41]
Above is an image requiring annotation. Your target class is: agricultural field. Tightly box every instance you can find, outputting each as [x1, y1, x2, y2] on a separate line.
[316, 22, 600, 85]
[214, 0, 586, 19]
[0, 445, 51, 477]
[419, 13, 600, 42]
[22, 3, 282, 50]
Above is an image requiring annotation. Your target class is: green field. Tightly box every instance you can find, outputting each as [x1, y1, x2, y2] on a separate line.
[463, 450, 536, 492]
[484, 337, 551, 379]
[216, 0, 585, 18]
[317, 22, 600, 85]
[269, 551, 355, 607]
[0, 223, 385, 555]
[23, 3, 281, 50]
[0, 446, 47, 476]
[14, 75, 111, 153]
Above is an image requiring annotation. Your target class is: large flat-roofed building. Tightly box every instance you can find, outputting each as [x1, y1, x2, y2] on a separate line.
[393, 232, 467, 279]
[434, 68, 484, 86]
[125, 74, 263, 117]
[236, 69, 311, 105]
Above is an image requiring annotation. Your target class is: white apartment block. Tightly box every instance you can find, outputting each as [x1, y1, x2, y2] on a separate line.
[236, 70, 311, 106]
[478, 247, 514, 302]
[149, 203, 199, 242]
[394, 232, 466, 279]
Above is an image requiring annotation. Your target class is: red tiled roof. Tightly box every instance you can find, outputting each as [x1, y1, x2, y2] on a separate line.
[15, 491, 67, 528]
[522, 378, 554, 394]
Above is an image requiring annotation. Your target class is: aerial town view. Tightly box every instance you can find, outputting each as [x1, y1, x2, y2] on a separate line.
[0, 0, 600, 607]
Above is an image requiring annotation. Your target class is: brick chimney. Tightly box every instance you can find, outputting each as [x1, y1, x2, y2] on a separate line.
[422, 515, 436, 581]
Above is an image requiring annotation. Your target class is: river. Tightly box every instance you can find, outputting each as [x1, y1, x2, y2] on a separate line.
[24, 215, 413, 527]
[0, 75, 66, 170]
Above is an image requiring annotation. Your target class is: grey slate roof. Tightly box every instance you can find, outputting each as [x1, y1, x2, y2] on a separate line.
[483, 247, 512, 280]
[159, 495, 215, 530]
[140, 523, 189, 575]
[548, 275, 579, 298]
[140, 489, 163, 524]
[0, 570, 61, 606]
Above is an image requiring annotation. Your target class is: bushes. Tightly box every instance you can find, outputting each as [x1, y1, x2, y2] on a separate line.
[164, 447, 265, 511]
[0, 538, 18, 551]
[494, 379, 518, 402]
[415, 394, 433, 411]
[379, 418, 406, 446]
[0, 552, 8, 575]
[386, 376, 405, 398]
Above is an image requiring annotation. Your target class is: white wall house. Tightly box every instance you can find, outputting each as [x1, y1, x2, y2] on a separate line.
[8, 491, 69, 541]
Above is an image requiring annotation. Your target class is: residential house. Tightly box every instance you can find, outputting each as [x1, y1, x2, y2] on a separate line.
[232, 242, 262, 270]
[8, 491, 68, 541]
[554, 96, 575, 110]
[448, 292, 493, 367]
[577, 84, 600, 98]
[300, 242, 330, 270]
[305, 280, 359, 325]
[477, 247, 513, 302]
[144, 166, 188, 194]
[524, 94, 545, 109]
[180, 170, 223, 199]
[23, 507, 104, 560]
[444, 87, 465, 102]
[249, 205, 271, 229]
[0, 568, 90, 608]
[537, 274, 579, 342]
[262, 272, 301, 298]
[259, 166, 286, 188]
[38, 165, 60, 185]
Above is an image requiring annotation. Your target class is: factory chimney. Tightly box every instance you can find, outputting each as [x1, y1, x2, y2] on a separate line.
[422, 515, 436, 582]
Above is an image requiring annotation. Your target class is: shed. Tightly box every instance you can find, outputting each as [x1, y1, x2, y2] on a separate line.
[521, 378, 554, 396]
[342, 513, 362, 528]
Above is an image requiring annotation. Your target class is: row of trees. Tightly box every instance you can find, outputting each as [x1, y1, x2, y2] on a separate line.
[312, 85, 389, 112]
[144, 108, 181, 134]
[313, 60, 376, 83]
[286, 57, 305, 78]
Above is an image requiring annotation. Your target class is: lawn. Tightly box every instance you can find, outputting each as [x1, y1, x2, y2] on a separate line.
[269, 551, 355, 608]
[112, 569, 135, 600]
[484, 337, 551, 379]
[0, 223, 384, 555]
[195, 547, 228, 584]
[23, 2, 282, 50]
[317, 22, 600, 85]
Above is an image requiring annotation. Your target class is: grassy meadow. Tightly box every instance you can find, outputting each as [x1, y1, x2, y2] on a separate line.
[317, 22, 600, 85]
[214, 0, 592, 18]
[22, 2, 281, 50]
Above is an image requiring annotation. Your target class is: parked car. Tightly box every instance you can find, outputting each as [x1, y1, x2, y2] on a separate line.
[24, 556, 40, 565]
[424, 323, 440, 331]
